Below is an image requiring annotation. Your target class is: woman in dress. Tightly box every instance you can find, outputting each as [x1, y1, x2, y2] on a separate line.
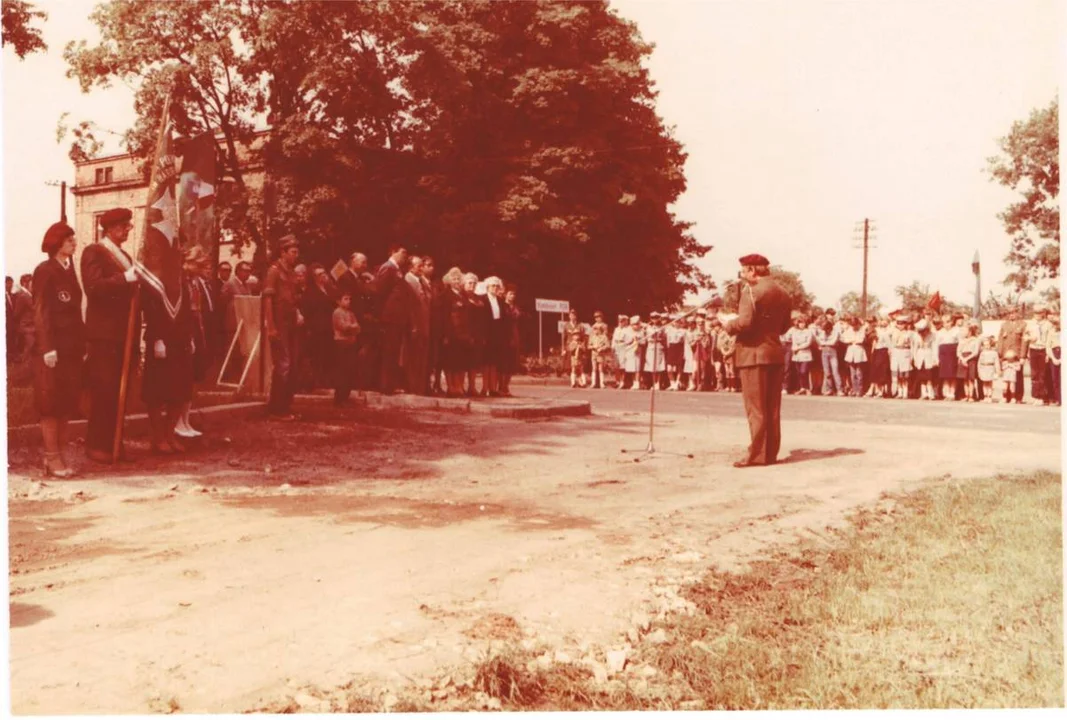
[788, 317, 815, 395]
[482, 276, 506, 396]
[936, 313, 961, 400]
[889, 316, 914, 400]
[440, 268, 471, 397]
[463, 272, 487, 397]
[867, 317, 892, 398]
[141, 256, 194, 454]
[684, 316, 701, 391]
[32, 222, 86, 477]
[976, 336, 1001, 403]
[611, 315, 630, 389]
[175, 247, 212, 439]
[625, 315, 642, 390]
[644, 313, 668, 390]
[665, 316, 686, 390]
[500, 287, 522, 397]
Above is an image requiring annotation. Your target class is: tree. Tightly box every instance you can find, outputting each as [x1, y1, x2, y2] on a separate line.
[987, 98, 1059, 291]
[838, 291, 881, 318]
[894, 281, 969, 316]
[64, 0, 266, 262]
[723, 266, 814, 313]
[2, 0, 47, 59]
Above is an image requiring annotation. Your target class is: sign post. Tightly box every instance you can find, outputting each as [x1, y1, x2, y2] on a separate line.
[535, 298, 570, 359]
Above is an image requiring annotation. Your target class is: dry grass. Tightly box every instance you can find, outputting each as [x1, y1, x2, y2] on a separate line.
[409, 471, 1063, 712]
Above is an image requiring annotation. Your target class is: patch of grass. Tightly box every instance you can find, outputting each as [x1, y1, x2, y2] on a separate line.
[656, 470, 1064, 709]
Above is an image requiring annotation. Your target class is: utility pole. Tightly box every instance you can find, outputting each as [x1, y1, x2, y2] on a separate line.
[45, 180, 69, 223]
[852, 219, 877, 317]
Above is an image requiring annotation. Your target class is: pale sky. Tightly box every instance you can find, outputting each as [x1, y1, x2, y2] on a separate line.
[2, 0, 1062, 311]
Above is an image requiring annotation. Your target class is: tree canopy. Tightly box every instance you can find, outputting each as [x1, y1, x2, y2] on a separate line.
[987, 98, 1059, 291]
[64, 0, 711, 317]
[723, 265, 814, 314]
[2, 0, 47, 59]
[837, 291, 881, 318]
[893, 281, 969, 317]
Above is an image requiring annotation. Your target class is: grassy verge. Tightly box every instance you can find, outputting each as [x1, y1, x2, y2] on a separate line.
[323, 471, 1062, 712]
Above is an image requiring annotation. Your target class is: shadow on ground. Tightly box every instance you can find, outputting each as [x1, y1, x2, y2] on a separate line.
[779, 448, 865, 465]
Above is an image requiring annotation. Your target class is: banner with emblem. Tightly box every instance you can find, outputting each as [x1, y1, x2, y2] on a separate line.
[177, 132, 217, 273]
[136, 104, 183, 320]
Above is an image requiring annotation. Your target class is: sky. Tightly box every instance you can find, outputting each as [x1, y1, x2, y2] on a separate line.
[2, 0, 1062, 311]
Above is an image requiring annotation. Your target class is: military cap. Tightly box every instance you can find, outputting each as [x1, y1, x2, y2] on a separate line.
[278, 234, 299, 251]
[99, 207, 132, 230]
[738, 253, 770, 266]
[41, 221, 75, 254]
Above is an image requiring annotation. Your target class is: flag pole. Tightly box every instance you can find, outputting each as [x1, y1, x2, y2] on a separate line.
[112, 92, 173, 461]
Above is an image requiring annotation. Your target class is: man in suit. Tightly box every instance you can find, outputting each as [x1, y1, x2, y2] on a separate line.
[404, 256, 432, 395]
[11, 272, 35, 364]
[722, 253, 792, 468]
[338, 252, 379, 389]
[376, 244, 409, 394]
[81, 207, 141, 462]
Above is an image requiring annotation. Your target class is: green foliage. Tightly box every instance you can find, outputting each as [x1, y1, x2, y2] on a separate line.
[722, 266, 815, 314]
[65, 0, 709, 314]
[893, 281, 969, 316]
[2, 0, 46, 59]
[987, 99, 1059, 291]
[837, 291, 881, 319]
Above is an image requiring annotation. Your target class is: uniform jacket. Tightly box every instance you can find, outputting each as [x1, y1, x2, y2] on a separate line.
[32, 258, 85, 356]
[725, 276, 793, 367]
[80, 242, 139, 343]
[405, 271, 431, 335]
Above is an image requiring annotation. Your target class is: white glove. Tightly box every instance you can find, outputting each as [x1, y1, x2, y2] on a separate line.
[124, 266, 138, 283]
[154, 339, 166, 358]
[43, 350, 57, 368]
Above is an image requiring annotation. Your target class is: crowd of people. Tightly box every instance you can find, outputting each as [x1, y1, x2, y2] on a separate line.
[10, 208, 1062, 478]
[13, 208, 532, 477]
[560, 304, 1062, 406]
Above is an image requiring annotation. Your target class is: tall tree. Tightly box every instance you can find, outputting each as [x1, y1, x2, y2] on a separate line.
[64, 0, 266, 256]
[837, 291, 881, 318]
[2, 0, 47, 59]
[723, 266, 814, 313]
[987, 98, 1059, 291]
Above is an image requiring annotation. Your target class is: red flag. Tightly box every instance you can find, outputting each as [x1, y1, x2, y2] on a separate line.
[926, 291, 942, 312]
[136, 113, 183, 319]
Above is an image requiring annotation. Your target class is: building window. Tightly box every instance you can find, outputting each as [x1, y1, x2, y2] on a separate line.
[94, 166, 114, 184]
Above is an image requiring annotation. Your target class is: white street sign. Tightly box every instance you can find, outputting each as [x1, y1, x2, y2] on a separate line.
[536, 298, 570, 313]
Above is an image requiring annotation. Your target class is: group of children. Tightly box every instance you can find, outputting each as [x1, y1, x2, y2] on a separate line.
[559, 305, 1063, 406]
[562, 308, 740, 391]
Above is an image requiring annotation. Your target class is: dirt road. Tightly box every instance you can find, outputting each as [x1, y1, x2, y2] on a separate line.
[7, 403, 1060, 713]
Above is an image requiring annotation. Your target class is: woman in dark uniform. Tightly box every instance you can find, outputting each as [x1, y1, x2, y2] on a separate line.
[440, 268, 472, 397]
[463, 272, 488, 397]
[33, 222, 86, 477]
[141, 259, 194, 454]
[499, 286, 522, 397]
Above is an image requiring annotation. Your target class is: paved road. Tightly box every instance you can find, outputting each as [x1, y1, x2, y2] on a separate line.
[513, 379, 1062, 436]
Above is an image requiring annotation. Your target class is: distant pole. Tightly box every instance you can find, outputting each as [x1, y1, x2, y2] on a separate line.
[60, 181, 67, 223]
[972, 250, 981, 319]
[861, 219, 869, 318]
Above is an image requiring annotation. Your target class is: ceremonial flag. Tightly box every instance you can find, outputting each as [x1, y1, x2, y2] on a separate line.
[177, 132, 217, 270]
[926, 291, 942, 312]
[136, 108, 183, 319]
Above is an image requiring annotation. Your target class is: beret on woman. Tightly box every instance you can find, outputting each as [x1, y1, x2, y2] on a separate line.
[41, 221, 75, 255]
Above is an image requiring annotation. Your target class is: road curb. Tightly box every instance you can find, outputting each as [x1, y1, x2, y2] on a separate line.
[296, 391, 591, 419]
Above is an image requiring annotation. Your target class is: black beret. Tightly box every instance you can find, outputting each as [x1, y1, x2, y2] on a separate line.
[41, 221, 75, 254]
[99, 207, 132, 230]
[739, 253, 770, 266]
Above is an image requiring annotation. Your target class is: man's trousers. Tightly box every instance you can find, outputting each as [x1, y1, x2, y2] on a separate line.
[737, 363, 785, 465]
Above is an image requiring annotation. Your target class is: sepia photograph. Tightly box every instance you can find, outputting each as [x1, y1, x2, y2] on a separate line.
[2, 0, 1062, 714]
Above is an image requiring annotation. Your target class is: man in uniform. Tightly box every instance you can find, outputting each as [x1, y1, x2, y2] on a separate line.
[376, 244, 410, 394]
[997, 308, 1027, 403]
[721, 253, 792, 468]
[263, 235, 303, 419]
[81, 207, 140, 462]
